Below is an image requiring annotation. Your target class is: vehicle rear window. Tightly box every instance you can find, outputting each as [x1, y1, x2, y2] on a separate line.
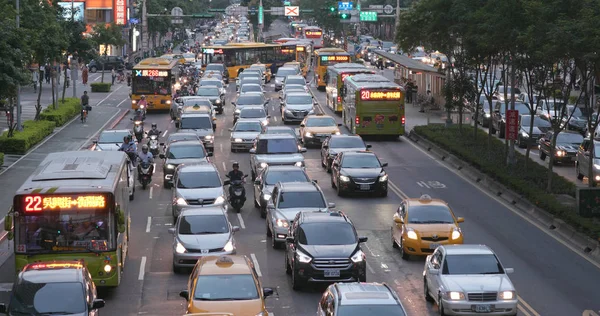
[337, 305, 406, 316]
[179, 214, 228, 234]
[298, 222, 357, 245]
[10, 282, 86, 314]
[443, 254, 504, 275]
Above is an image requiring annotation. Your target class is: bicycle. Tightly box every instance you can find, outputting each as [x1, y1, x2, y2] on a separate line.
[81, 107, 88, 123]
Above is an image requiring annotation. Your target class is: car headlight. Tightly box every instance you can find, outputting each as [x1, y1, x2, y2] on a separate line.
[175, 241, 187, 254]
[406, 228, 418, 240]
[296, 249, 312, 263]
[259, 162, 268, 168]
[521, 131, 528, 137]
[444, 291, 465, 300]
[305, 132, 313, 137]
[176, 197, 187, 205]
[204, 135, 213, 140]
[223, 239, 234, 252]
[555, 150, 565, 157]
[166, 164, 175, 169]
[499, 290, 515, 300]
[334, 131, 341, 135]
[234, 138, 243, 142]
[276, 218, 289, 228]
[451, 229, 461, 240]
[350, 249, 365, 263]
[262, 119, 269, 126]
[294, 161, 303, 167]
[166, 100, 171, 104]
[339, 175, 350, 182]
[262, 193, 272, 201]
[215, 99, 221, 104]
[214, 196, 225, 204]
[379, 174, 388, 182]
[308, 110, 315, 114]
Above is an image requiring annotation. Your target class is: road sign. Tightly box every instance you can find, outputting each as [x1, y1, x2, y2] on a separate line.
[368, 4, 383, 13]
[285, 6, 299, 16]
[284, 1, 290, 5]
[258, 6, 264, 23]
[359, 11, 377, 21]
[383, 4, 394, 14]
[171, 7, 183, 24]
[192, 13, 215, 18]
[225, 6, 235, 15]
[505, 109, 519, 140]
[338, 1, 353, 10]
[300, 9, 313, 12]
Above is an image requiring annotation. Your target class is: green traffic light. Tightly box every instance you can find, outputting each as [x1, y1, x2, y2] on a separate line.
[330, 7, 335, 12]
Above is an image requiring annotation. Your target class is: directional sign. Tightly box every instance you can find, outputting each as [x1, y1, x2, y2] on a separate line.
[285, 6, 299, 16]
[258, 6, 264, 23]
[284, 1, 290, 5]
[171, 7, 183, 24]
[383, 4, 394, 14]
[338, 1, 353, 10]
[368, 4, 383, 13]
[359, 11, 377, 21]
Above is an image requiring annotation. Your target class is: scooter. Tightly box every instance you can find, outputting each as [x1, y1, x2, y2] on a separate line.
[147, 133, 160, 155]
[225, 174, 248, 213]
[138, 161, 153, 189]
[132, 120, 144, 142]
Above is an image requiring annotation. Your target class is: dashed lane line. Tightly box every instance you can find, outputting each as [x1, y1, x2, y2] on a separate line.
[138, 256, 147, 280]
[236, 213, 246, 229]
[250, 253, 262, 277]
[145, 217, 152, 233]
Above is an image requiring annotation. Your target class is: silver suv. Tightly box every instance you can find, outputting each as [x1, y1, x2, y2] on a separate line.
[171, 163, 226, 220]
[575, 138, 600, 186]
[317, 282, 407, 315]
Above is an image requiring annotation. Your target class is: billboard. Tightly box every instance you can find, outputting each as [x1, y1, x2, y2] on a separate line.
[113, 0, 127, 25]
[57, 2, 85, 22]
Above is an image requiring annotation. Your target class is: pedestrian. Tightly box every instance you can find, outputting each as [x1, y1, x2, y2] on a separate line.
[82, 65, 89, 85]
[39, 65, 45, 83]
[66, 67, 71, 88]
[32, 70, 39, 93]
[111, 69, 116, 85]
[406, 82, 413, 104]
[45, 64, 51, 84]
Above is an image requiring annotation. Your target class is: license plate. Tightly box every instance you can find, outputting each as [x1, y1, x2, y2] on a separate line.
[201, 249, 209, 254]
[474, 305, 492, 313]
[429, 243, 441, 249]
[324, 269, 340, 277]
[359, 184, 370, 190]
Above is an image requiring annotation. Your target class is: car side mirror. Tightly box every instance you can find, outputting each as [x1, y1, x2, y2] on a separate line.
[381, 162, 388, 167]
[300, 148, 307, 153]
[159, 154, 166, 159]
[328, 202, 336, 208]
[254, 180, 261, 185]
[92, 140, 98, 144]
[322, 145, 328, 149]
[91, 299, 105, 309]
[457, 217, 464, 223]
[228, 128, 233, 131]
[286, 236, 295, 243]
[300, 124, 305, 127]
[224, 180, 231, 186]
[359, 236, 368, 243]
[159, 142, 165, 146]
[232, 102, 237, 106]
[179, 290, 189, 301]
[312, 179, 318, 183]
[505, 268, 514, 274]
[168, 228, 175, 234]
[394, 216, 404, 224]
[4, 215, 12, 232]
[428, 268, 440, 275]
[249, 148, 256, 154]
[232, 226, 240, 232]
[207, 152, 214, 157]
[263, 287, 274, 297]
[366, 144, 372, 149]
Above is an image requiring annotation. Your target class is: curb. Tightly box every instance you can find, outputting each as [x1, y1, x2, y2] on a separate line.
[109, 109, 131, 129]
[407, 129, 600, 264]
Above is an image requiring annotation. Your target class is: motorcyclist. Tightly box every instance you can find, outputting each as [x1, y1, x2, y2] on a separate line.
[133, 108, 144, 122]
[147, 123, 160, 137]
[227, 162, 244, 197]
[137, 144, 155, 176]
[137, 95, 148, 116]
[118, 135, 137, 166]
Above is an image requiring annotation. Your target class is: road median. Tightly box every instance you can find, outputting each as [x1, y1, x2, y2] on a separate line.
[408, 124, 600, 263]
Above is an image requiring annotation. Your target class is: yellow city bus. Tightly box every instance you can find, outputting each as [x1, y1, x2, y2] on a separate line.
[284, 40, 313, 77]
[313, 48, 351, 91]
[131, 58, 179, 111]
[325, 63, 375, 113]
[199, 43, 297, 79]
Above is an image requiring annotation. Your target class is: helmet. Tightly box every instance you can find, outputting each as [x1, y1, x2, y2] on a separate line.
[232, 162, 240, 169]
[136, 108, 142, 113]
[151, 123, 157, 129]
[123, 136, 129, 142]
[141, 95, 146, 99]
[141, 145, 149, 152]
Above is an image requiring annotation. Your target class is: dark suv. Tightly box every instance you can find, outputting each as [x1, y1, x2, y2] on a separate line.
[284, 211, 368, 290]
[88, 56, 126, 73]
[490, 101, 531, 138]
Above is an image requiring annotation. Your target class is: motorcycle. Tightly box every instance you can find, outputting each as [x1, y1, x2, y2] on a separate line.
[225, 174, 248, 213]
[132, 119, 144, 142]
[147, 133, 160, 155]
[138, 161, 153, 189]
[138, 104, 147, 119]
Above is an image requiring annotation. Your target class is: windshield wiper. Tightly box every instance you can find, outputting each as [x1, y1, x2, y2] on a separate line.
[195, 231, 223, 234]
[480, 272, 502, 274]
[39, 312, 77, 315]
[423, 220, 452, 224]
[194, 297, 247, 301]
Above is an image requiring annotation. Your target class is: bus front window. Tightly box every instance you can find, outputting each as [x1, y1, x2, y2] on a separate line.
[132, 75, 172, 95]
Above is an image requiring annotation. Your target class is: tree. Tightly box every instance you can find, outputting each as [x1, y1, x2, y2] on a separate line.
[61, 19, 93, 101]
[90, 23, 126, 83]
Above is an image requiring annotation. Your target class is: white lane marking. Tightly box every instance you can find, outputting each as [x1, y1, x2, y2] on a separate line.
[116, 98, 128, 107]
[78, 110, 123, 150]
[250, 253, 262, 277]
[272, 105, 275, 112]
[97, 84, 123, 106]
[138, 256, 147, 280]
[237, 213, 246, 229]
[362, 243, 379, 257]
[381, 263, 390, 271]
[582, 310, 600, 316]
[222, 161, 227, 172]
[220, 129, 224, 136]
[416, 181, 431, 188]
[145, 217, 152, 233]
[366, 262, 375, 274]
[518, 296, 540, 316]
[149, 187, 153, 199]
[220, 143, 223, 152]
[0, 283, 12, 292]
[273, 116, 278, 122]
[161, 130, 168, 138]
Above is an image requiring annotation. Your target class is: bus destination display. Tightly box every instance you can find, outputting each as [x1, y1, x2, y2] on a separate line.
[305, 31, 322, 36]
[321, 55, 350, 62]
[21, 195, 107, 212]
[360, 90, 402, 101]
[135, 70, 168, 77]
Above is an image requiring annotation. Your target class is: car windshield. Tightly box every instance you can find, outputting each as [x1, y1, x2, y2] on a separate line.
[556, 133, 583, 144]
[407, 204, 454, 224]
[277, 69, 296, 77]
[194, 275, 259, 300]
[287, 95, 312, 104]
[278, 191, 326, 208]
[241, 108, 266, 118]
[568, 106, 583, 117]
[255, 138, 298, 154]
[98, 132, 129, 143]
[443, 254, 504, 275]
[306, 117, 336, 127]
[298, 222, 357, 245]
[238, 95, 264, 105]
[285, 85, 306, 91]
[520, 116, 551, 128]
[179, 214, 228, 234]
[168, 145, 206, 159]
[265, 170, 309, 185]
[180, 117, 213, 130]
[177, 171, 221, 188]
[200, 81, 223, 88]
[197, 88, 220, 97]
[286, 78, 305, 85]
[330, 137, 365, 148]
[241, 85, 262, 93]
[337, 305, 406, 316]
[341, 155, 381, 168]
[264, 127, 296, 137]
[9, 281, 86, 314]
[206, 64, 224, 72]
[235, 121, 263, 132]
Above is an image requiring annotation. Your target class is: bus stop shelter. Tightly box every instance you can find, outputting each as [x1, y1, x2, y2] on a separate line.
[374, 50, 446, 107]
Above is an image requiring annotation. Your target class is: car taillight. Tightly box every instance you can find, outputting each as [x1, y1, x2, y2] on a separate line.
[355, 116, 360, 125]
[337, 96, 341, 103]
[401, 116, 405, 125]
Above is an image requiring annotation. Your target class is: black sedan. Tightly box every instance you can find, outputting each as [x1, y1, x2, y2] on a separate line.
[538, 131, 583, 164]
[331, 151, 388, 197]
[517, 115, 552, 148]
[321, 135, 371, 172]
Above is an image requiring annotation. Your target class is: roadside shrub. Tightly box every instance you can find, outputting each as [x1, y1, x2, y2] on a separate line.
[0, 120, 56, 154]
[0, 152, 4, 167]
[414, 125, 600, 239]
[39, 98, 80, 126]
[91, 82, 111, 92]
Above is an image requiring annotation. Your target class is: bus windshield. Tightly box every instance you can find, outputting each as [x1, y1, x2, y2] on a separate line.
[132, 75, 172, 95]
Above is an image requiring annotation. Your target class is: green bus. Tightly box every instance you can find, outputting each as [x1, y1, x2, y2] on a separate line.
[341, 74, 405, 138]
[325, 63, 375, 114]
[4, 151, 133, 287]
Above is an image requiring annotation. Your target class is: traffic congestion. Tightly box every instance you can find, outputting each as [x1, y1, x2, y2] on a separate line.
[0, 13, 599, 316]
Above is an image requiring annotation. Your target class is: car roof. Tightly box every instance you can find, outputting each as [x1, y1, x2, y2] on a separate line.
[333, 283, 401, 306]
[180, 205, 227, 216]
[306, 114, 334, 120]
[257, 133, 295, 140]
[168, 132, 199, 139]
[101, 129, 130, 134]
[265, 126, 294, 131]
[168, 140, 205, 147]
[239, 92, 264, 96]
[287, 92, 311, 97]
[278, 181, 319, 192]
[277, 67, 296, 72]
[197, 255, 253, 276]
[20, 262, 85, 284]
[405, 194, 449, 207]
[178, 162, 217, 173]
[265, 165, 306, 172]
[285, 75, 304, 79]
[341, 151, 376, 157]
[299, 211, 350, 223]
[241, 83, 262, 87]
[442, 244, 494, 255]
[330, 134, 362, 140]
[240, 106, 265, 111]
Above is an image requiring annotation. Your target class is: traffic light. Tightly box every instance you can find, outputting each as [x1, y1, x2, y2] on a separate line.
[329, 6, 336, 12]
[339, 12, 351, 20]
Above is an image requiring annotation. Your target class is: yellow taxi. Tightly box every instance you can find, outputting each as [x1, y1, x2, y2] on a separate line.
[180, 255, 274, 316]
[173, 54, 186, 64]
[299, 114, 341, 146]
[391, 194, 464, 259]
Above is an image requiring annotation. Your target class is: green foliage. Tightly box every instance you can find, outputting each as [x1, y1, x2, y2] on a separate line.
[0, 120, 56, 155]
[414, 125, 600, 240]
[0, 5, 30, 100]
[0, 152, 3, 168]
[91, 83, 112, 92]
[39, 98, 81, 127]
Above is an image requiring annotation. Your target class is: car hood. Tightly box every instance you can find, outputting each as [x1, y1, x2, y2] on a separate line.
[177, 232, 230, 250]
[254, 153, 304, 164]
[236, 103, 264, 110]
[179, 128, 213, 137]
[232, 131, 261, 140]
[166, 157, 210, 166]
[556, 143, 580, 153]
[299, 244, 357, 258]
[286, 103, 313, 111]
[176, 187, 224, 200]
[95, 142, 121, 151]
[188, 300, 264, 315]
[408, 223, 457, 234]
[305, 127, 339, 134]
[441, 274, 514, 293]
[341, 167, 383, 178]
[276, 207, 326, 221]
[328, 147, 367, 155]
[239, 117, 268, 122]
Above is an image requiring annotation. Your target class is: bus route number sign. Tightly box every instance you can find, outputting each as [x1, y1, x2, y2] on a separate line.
[322, 56, 349, 62]
[360, 90, 402, 101]
[21, 195, 107, 212]
[135, 70, 168, 77]
[202, 48, 224, 54]
[305, 31, 322, 36]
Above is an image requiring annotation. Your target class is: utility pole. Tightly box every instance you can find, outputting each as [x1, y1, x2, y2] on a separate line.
[395, 0, 400, 29]
[71, 0, 77, 99]
[141, 0, 148, 54]
[16, 0, 22, 131]
[355, 0, 361, 40]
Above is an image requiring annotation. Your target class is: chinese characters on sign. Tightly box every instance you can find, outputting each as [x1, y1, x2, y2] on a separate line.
[114, 0, 127, 25]
[134, 70, 169, 77]
[360, 90, 402, 101]
[505, 109, 519, 140]
[23, 195, 107, 212]
[321, 56, 350, 61]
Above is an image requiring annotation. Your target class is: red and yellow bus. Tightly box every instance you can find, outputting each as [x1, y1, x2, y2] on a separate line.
[313, 48, 351, 91]
[302, 26, 324, 49]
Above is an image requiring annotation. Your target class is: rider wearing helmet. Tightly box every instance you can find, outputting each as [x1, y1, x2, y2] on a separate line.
[137, 144, 155, 176]
[133, 108, 144, 122]
[227, 162, 244, 196]
[119, 135, 137, 152]
[137, 95, 148, 116]
[147, 123, 160, 137]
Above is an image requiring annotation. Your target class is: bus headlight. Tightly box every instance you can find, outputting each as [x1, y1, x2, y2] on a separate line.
[103, 264, 112, 273]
